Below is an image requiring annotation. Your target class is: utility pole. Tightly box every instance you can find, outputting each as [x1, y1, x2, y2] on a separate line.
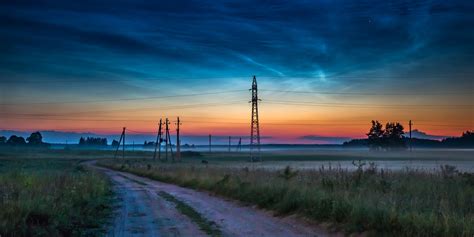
[165, 118, 170, 161]
[153, 119, 163, 161]
[122, 127, 126, 160]
[176, 117, 181, 162]
[236, 137, 242, 152]
[409, 120, 413, 151]
[228, 136, 231, 152]
[114, 127, 125, 159]
[250, 75, 261, 162]
[209, 134, 211, 153]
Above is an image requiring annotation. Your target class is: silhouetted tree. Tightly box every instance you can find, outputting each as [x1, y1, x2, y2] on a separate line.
[26, 131, 43, 145]
[441, 131, 474, 147]
[366, 120, 384, 150]
[0, 136, 6, 145]
[7, 135, 26, 146]
[383, 122, 406, 149]
[144, 141, 155, 147]
[78, 137, 108, 146]
[111, 139, 120, 147]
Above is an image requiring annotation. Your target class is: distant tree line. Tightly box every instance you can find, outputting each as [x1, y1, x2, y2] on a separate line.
[343, 121, 474, 149]
[78, 137, 108, 146]
[0, 132, 50, 148]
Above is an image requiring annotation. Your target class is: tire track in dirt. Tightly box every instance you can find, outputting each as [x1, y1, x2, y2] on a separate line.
[90, 162, 337, 237]
[91, 164, 206, 237]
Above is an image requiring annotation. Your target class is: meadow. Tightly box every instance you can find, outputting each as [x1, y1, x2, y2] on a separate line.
[98, 152, 474, 237]
[0, 149, 114, 236]
[1, 148, 473, 236]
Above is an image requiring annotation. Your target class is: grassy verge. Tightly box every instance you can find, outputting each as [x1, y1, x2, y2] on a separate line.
[158, 191, 221, 236]
[99, 159, 474, 237]
[0, 158, 114, 236]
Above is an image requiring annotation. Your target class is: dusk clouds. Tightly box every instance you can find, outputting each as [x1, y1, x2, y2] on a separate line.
[1, 0, 473, 86]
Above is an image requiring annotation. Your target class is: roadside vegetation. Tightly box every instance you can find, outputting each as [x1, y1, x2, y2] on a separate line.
[99, 159, 474, 236]
[159, 191, 222, 236]
[0, 158, 114, 236]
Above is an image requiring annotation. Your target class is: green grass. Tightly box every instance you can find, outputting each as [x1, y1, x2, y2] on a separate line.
[99, 159, 474, 237]
[158, 191, 221, 236]
[0, 157, 114, 236]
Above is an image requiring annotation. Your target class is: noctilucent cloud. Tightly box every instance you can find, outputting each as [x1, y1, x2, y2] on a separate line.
[1, 0, 473, 144]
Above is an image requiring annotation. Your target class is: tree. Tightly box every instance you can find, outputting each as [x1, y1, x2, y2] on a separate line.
[79, 137, 86, 145]
[26, 131, 43, 145]
[366, 120, 384, 150]
[7, 135, 26, 146]
[0, 136, 6, 144]
[111, 139, 120, 148]
[383, 122, 406, 149]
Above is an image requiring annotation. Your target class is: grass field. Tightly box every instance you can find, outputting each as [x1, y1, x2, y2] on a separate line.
[0, 150, 114, 236]
[98, 157, 474, 236]
[1, 148, 473, 236]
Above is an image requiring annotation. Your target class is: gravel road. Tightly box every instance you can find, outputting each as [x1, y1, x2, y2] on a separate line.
[89, 162, 336, 237]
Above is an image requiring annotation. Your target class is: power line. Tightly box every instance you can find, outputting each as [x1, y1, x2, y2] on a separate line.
[1, 90, 248, 106]
[260, 89, 472, 96]
[263, 100, 474, 109]
[0, 101, 247, 116]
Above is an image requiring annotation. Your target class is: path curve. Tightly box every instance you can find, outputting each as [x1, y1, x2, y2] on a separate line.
[88, 161, 336, 237]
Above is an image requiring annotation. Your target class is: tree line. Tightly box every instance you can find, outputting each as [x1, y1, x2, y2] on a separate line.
[0, 132, 49, 147]
[343, 121, 473, 149]
[79, 137, 108, 146]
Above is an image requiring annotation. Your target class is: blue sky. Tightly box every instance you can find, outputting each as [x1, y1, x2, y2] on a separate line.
[0, 0, 473, 143]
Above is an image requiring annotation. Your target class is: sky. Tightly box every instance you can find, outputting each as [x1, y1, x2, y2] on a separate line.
[0, 0, 473, 144]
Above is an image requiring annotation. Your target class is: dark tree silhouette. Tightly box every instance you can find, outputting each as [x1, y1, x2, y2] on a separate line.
[441, 131, 474, 147]
[383, 122, 406, 149]
[144, 141, 155, 147]
[366, 120, 384, 150]
[7, 135, 26, 146]
[78, 137, 108, 146]
[111, 139, 120, 147]
[26, 131, 43, 145]
[0, 136, 6, 144]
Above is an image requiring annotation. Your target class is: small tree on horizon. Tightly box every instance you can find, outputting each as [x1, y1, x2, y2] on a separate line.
[26, 131, 43, 145]
[367, 120, 384, 150]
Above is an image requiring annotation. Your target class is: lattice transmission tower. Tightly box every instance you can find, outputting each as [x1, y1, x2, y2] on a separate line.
[250, 75, 261, 161]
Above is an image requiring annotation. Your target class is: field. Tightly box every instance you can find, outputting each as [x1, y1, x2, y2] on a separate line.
[98, 149, 474, 236]
[0, 150, 114, 236]
[1, 148, 473, 236]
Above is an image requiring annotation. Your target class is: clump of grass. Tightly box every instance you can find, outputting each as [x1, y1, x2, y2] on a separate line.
[0, 159, 114, 236]
[158, 191, 221, 236]
[99, 159, 474, 237]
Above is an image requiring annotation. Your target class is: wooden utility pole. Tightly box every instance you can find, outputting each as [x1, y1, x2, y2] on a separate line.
[122, 127, 126, 160]
[153, 119, 163, 161]
[165, 118, 170, 161]
[409, 120, 413, 151]
[114, 127, 126, 159]
[176, 117, 181, 162]
[236, 137, 242, 152]
[209, 134, 211, 153]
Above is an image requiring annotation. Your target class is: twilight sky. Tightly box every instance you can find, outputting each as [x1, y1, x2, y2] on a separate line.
[0, 0, 473, 144]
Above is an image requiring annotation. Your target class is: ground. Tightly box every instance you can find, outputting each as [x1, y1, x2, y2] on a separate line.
[0, 148, 473, 236]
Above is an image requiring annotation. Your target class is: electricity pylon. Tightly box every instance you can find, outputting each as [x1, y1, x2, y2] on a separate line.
[250, 75, 261, 162]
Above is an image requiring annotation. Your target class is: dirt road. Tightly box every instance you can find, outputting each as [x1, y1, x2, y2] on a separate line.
[89, 162, 334, 237]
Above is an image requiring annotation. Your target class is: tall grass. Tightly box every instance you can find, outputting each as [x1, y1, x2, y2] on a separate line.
[0, 159, 113, 236]
[100, 160, 474, 236]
